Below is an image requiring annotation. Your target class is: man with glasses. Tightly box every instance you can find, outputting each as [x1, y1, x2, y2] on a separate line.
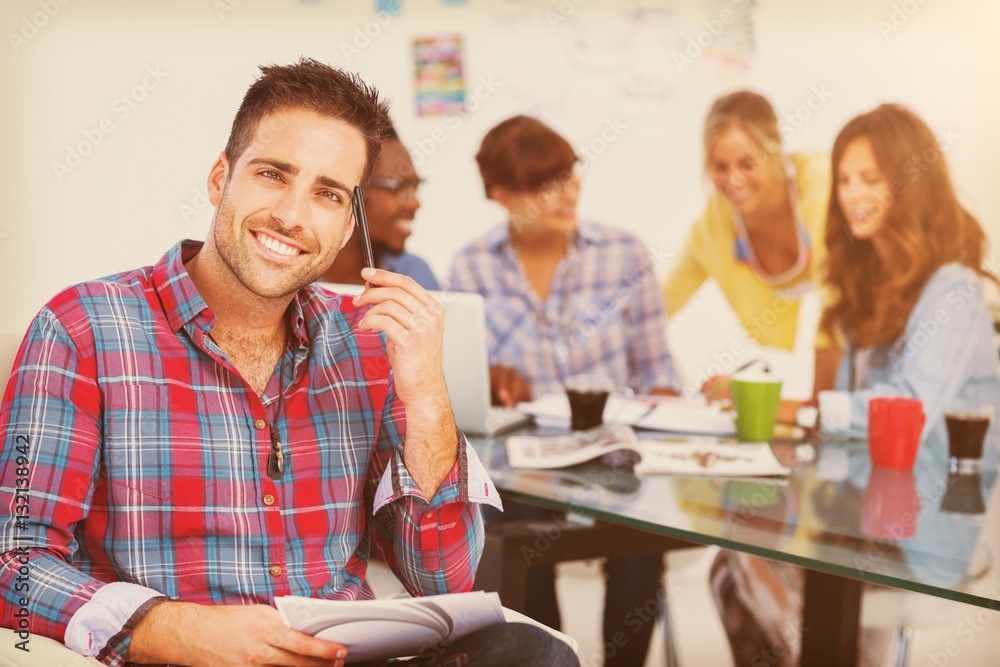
[323, 123, 440, 289]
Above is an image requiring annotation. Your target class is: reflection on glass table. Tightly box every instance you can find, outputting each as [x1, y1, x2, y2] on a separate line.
[470, 420, 1000, 667]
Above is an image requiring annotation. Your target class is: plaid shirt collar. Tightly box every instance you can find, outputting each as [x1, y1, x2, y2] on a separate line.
[486, 220, 608, 252]
[152, 239, 311, 348]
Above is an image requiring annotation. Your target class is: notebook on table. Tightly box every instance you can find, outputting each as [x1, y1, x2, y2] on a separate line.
[320, 282, 531, 436]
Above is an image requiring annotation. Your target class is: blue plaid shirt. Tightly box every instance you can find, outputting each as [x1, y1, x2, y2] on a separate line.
[448, 222, 678, 396]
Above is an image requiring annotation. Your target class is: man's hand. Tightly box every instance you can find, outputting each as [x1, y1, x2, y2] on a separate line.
[490, 365, 532, 407]
[354, 268, 457, 498]
[354, 268, 449, 408]
[129, 601, 347, 666]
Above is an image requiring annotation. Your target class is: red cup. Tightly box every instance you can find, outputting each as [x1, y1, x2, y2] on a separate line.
[867, 397, 925, 470]
[862, 468, 920, 539]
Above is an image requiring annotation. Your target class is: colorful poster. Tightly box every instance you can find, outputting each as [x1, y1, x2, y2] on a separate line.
[413, 35, 466, 116]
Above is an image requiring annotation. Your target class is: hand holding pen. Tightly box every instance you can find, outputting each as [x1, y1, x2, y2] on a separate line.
[700, 358, 769, 404]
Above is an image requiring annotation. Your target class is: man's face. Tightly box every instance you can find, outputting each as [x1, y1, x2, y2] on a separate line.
[365, 139, 421, 255]
[206, 108, 367, 299]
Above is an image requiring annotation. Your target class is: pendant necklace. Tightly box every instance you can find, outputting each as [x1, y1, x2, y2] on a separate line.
[267, 333, 289, 480]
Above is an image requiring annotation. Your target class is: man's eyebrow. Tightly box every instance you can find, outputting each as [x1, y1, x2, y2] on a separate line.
[247, 158, 351, 194]
[247, 158, 299, 175]
[315, 174, 351, 194]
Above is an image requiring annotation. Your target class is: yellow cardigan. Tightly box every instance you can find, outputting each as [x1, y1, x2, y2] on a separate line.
[663, 152, 834, 350]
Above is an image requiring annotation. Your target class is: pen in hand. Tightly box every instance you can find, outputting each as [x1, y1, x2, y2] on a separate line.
[700, 358, 770, 404]
[352, 186, 375, 289]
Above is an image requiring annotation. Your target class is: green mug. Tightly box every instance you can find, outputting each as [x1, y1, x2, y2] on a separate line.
[731, 373, 783, 442]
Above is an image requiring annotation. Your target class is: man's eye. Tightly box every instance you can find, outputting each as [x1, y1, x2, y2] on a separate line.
[260, 170, 281, 180]
[319, 190, 342, 202]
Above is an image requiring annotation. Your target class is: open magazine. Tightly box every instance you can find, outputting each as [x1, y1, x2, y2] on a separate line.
[505, 425, 790, 477]
[505, 424, 642, 469]
[276, 592, 505, 663]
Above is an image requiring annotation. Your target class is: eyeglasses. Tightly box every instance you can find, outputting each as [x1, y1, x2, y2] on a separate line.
[368, 176, 425, 199]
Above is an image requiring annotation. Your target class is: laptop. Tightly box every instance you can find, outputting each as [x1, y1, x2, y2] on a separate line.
[320, 283, 531, 436]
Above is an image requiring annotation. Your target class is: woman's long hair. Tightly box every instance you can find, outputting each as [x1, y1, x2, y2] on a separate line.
[821, 104, 988, 348]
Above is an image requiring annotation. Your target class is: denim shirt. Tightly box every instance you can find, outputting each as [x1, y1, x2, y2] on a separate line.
[380, 251, 441, 291]
[823, 262, 1000, 454]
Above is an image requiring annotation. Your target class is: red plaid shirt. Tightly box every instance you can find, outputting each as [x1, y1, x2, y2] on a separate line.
[0, 241, 499, 665]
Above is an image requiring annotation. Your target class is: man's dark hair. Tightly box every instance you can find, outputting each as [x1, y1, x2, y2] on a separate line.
[225, 58, 391, 183]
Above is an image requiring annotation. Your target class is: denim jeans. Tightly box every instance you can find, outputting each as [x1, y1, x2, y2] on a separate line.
[382, 622, 579, 666]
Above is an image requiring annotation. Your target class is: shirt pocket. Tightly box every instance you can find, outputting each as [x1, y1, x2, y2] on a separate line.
[104, 383, 215, 507]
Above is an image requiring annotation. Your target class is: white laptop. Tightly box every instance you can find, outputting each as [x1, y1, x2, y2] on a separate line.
[320, 283, 531, 436]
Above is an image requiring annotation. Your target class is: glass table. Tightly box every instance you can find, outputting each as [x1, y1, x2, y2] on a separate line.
[469, 424, 1000, 666]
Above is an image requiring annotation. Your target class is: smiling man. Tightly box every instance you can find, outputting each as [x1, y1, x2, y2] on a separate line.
[0, 60, 577, 667]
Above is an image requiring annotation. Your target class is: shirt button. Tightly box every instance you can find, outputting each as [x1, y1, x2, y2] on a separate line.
[269, 565, 283, 577]
[263, 494, 275, 506]
[424, 512, 435, 519]
[254, 419, 267, 430]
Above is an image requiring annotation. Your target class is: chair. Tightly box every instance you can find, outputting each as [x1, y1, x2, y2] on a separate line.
[861, 542, 995, 667]
[0, 331, 24, 391]
[0, 626, 102, 666]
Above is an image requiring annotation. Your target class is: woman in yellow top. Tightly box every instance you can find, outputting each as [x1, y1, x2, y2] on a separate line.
[664, 90, 841, 395]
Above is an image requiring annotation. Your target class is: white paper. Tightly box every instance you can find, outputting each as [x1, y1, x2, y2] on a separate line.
[633, 442, 790, 477]
[516, 393, 653, 427]
[632, 403, 736, 436]
[276, 592, 505, 663]
[505, 424, 639, 469]
[517, 392, 735, 436]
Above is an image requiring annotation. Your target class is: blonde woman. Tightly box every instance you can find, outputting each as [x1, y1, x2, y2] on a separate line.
[664, 91, 840, 398]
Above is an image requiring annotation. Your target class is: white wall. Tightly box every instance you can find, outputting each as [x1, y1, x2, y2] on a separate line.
[2, 0, 999, 393]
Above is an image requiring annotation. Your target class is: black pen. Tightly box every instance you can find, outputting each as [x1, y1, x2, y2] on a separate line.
[352, 186, 375, 288]
[733, 358, 761, 374]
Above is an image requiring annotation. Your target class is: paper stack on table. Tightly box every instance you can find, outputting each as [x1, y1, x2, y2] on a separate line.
[505, 425, 790, 477]
[633, 441, 790, 477]
[517, 393, 736, 436]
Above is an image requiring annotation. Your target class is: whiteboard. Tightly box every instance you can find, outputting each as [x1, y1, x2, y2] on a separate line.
[1, 0, 997, 392]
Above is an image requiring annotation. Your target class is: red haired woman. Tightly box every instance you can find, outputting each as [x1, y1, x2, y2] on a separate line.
[815, 103, 997, 437]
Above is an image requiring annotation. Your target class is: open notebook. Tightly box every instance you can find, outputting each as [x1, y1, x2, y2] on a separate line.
[320, 283, 530, 436]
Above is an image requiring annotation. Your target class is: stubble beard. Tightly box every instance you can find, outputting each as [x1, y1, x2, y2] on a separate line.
[212, 197, 336, 301]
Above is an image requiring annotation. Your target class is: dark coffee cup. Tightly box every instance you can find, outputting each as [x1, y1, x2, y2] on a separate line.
[945, 404, 994, 475]
[564, 374, 615, 431]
